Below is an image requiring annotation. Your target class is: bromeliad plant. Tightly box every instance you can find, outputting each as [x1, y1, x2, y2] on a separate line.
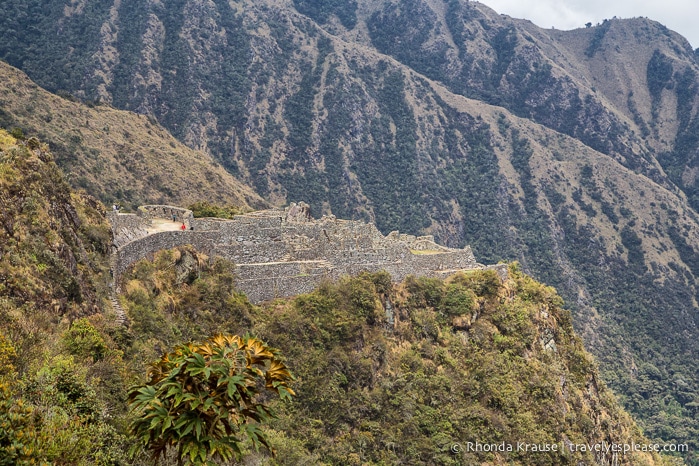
[127, 334, 295, 465]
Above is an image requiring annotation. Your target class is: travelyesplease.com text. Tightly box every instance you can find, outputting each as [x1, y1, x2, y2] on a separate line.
[451, 440, 688, 455]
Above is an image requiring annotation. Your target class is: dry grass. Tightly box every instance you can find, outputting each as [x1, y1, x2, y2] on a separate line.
[0, 128, 17, 150]
[0, 62, 265, 210]
[0, 129, 16, 150]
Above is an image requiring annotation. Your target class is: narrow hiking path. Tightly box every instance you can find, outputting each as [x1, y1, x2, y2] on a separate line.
[109, 251, 128, 326]
[147, 218, 186, 233]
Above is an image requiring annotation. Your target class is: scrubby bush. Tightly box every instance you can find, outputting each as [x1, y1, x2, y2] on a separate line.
[188, 201, 244, 219]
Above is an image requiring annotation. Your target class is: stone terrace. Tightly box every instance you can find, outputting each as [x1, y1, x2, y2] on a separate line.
[110, 203, 488, 303]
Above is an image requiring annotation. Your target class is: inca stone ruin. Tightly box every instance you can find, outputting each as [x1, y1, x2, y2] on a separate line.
[110, 203, 494, 303]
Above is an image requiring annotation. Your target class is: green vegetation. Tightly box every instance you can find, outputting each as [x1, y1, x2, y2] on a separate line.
[506, 130, 560, 287]
[188, 201, 245, 219]
[353, 70, 426, 232]
[293, 0, 358, 29]
[277, 35, 333, 203]
[0, 361, 40, 465]
[367, 0, 641, 174]
[117, 254, 669, 465]
[0, 133, 672, 464]
[585, 19, 612, 57]
[547, 186, 699, 464]
[647, 50, 674, 120]
[657, 67, 699, 213]
[0, 130, 129, 464]
[128, 334, 294, 464]
[0, 0, 258, 200]
[367, 0, 449, 84]
[0, 0, 109, 95]
[0, 62, 263, 211]
[2, 1, 699, 462]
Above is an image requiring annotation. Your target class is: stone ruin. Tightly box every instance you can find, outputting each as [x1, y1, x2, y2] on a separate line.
[110, 202, 494, 303]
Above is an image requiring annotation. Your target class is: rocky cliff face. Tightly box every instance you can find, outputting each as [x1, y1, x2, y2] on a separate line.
[1, 0, 699, 458]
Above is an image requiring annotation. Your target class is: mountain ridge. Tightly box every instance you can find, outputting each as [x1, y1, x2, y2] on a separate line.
[0, 60, 265, 210]
[1, 0, 699, 460]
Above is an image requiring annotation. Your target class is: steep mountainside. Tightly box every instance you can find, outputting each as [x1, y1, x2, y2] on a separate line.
[0, 61, 264, 210]
[0, 130, 110, 319]
[119, 252, 669, 465]
[2, 0, 699, 460]
[0, 136, 669, 464]
[0, 130, 133, 463]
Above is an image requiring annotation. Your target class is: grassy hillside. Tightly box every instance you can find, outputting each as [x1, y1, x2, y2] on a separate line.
[0, 134, 678, 464]
[0, 61, 265, 211]
[116, 250, 674, 465]
[0, 129, 131, 464]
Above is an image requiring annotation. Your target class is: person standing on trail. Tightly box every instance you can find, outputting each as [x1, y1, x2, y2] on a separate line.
[181, 222, 186, 231]
[172, 213, 177, 222]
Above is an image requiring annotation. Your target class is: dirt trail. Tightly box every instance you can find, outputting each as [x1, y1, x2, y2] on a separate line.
[146, 218, 186, 233]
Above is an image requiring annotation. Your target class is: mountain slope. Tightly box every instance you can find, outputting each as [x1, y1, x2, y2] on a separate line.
[120, 252, 668, 465]
[0, 130, 134, 463]
[0, 61, 264, 210]
[1, 0, 699, 460]
[0, 137, 668, 464]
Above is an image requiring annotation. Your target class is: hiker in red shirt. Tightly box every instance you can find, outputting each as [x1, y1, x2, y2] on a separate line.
[181, 222, 186, 231]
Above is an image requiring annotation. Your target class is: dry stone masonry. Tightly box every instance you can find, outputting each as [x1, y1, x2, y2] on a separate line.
[110, 202, 492, 303]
